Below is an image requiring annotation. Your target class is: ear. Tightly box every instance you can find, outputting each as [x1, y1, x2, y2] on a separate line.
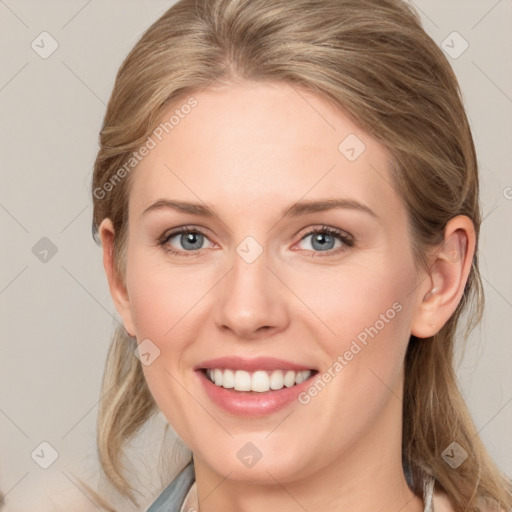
[411, 215, 476, 339]
[98, 218, 136, 337]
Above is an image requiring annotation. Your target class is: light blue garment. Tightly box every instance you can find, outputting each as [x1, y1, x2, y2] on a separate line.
[146, 459, 435, 511]
[146, 460, 195, 512]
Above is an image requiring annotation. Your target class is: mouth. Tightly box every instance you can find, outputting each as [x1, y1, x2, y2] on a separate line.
[200, 368, 318, 393]
[193, 356, 319, 416]
[194, 358, 319, 417]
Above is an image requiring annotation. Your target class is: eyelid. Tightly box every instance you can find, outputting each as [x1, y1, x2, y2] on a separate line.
[157, 225, 214, 256]
[158, 224, 354, 256]
[291, 225, 354, 257]
[158, 225, 210, 243]
[295, 225, 354, 244]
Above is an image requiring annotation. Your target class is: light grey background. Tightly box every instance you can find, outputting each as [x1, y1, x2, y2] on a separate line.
[1, 1, 511, 510]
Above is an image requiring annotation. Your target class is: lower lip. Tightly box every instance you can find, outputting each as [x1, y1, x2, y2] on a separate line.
[196, 370, 317, 417]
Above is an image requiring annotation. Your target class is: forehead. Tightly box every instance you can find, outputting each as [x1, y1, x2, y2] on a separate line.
[129, 81, 403, 222]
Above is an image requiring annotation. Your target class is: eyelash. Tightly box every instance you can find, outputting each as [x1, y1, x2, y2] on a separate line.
[157, 225, 354, 258]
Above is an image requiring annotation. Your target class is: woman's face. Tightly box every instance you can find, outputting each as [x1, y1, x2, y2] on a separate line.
[116, 81, 427, 483]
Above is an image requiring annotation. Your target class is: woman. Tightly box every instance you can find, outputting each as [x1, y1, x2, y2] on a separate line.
[91, 0, 512, 510]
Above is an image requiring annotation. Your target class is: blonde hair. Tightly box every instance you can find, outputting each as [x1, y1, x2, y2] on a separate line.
[91, 0, 512, 510]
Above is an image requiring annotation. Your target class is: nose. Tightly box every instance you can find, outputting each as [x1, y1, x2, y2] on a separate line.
[213, 246, 289, 340]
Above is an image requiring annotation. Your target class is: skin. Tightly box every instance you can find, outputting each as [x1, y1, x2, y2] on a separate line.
[100, 80, 474, 512]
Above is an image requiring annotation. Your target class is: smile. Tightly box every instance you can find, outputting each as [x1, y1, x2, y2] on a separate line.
[203, 368, 314, 392]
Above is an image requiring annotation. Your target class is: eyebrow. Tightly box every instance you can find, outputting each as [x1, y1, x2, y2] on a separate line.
[142, 197, 377, 219]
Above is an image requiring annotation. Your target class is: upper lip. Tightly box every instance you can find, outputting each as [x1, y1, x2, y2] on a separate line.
[194, 356, 316, 372]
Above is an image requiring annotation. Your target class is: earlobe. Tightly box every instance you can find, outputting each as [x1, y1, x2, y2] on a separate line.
[411, 215, 475, 339]
[98, 218, 136, 337]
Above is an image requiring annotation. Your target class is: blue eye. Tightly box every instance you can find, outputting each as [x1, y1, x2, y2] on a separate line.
[158, 225, 353, 257]
[296, 227, 353, 255]
[160, 227, 211, 256]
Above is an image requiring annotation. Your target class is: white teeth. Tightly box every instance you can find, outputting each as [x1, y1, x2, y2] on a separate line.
[205, 368, 313, 392]
[222, 369, 234, 388]
[295, 370, 309, 385]
[251, 371, 270, 392]
[283, 370, 296, 388]
[269, 370, 284, 390]
[234, 370, 251, 391]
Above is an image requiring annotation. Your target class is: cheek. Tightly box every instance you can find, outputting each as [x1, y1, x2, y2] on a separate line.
[288, 263, 415, 459]
[123, 249, 215, 435]
[288, 253, 415, 350]
[125, 247, 209, 346]
[297, 254, 416, 405]
[126, 274, 199, 446]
